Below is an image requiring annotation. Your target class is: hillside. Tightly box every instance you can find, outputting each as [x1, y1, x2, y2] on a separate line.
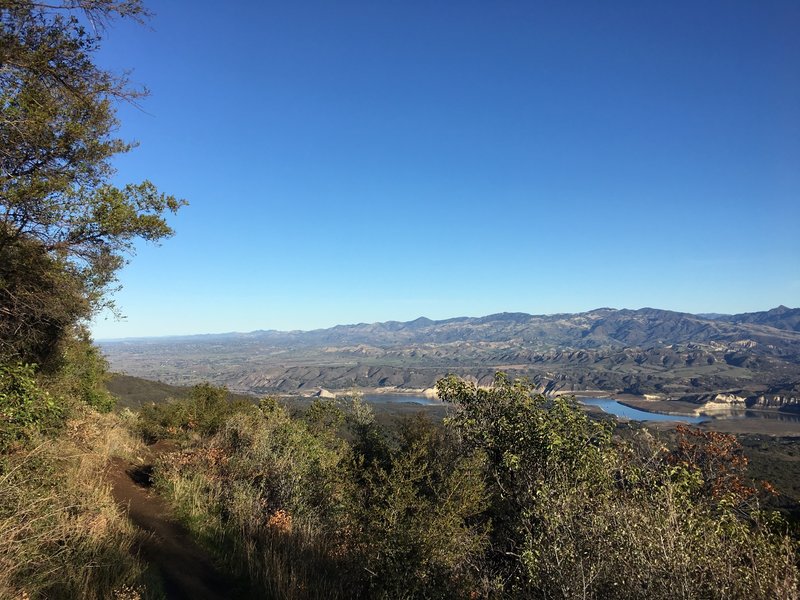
[106, 374, 256, 410]
[101, 307, 800, 402]
[106, 306, 800, 350]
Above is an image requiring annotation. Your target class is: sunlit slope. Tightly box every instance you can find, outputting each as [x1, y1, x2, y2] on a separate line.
[101, 307, 800, 399]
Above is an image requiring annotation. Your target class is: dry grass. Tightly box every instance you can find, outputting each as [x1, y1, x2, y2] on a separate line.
[154, 411, 355, 599]
[0, 406, 155, 599]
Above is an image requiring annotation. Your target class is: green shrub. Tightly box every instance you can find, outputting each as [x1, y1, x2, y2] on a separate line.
[353, 417, 488, 599]
[148, 375, 799, 599]
[138, 382, 255, 442]
[0, 363, 63, 451]
[154, 395, 491, 599]
[342, 394, 391, 471]
[56, 332, 117, 412]
[438, 373, 800, 599]
[155, 398, 355, 598]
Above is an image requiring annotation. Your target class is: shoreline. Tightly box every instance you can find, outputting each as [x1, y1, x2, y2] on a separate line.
[604, 397, 800, 437]
[289, 386, 799, 415]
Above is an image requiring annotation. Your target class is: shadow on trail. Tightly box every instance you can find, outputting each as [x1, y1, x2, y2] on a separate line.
[108, 449, 244, 600]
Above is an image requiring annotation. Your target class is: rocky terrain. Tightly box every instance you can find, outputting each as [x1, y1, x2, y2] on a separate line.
[101, 306, 800, 408]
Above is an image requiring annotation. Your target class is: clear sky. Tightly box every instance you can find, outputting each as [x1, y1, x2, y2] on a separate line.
[90, 0, 799, 339]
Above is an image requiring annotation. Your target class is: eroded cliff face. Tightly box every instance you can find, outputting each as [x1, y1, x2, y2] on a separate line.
[748, 383, 800, 411]
[750, 394, 800, 412]
[703, 393, 749, 412]
[676, 388, 800, 412]
[676, 392, 747, 408]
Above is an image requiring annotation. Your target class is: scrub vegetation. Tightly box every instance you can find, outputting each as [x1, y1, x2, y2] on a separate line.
[0, 1, 179, 597]
[0, 373, 157, 599]
[142, 375, 798, 599]
[1, 1, 798, 598]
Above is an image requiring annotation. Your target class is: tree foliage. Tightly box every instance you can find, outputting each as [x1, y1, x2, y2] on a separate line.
[148, 375, 799, 598]
[438, 373, 799, 599]
[438, 373, 617, 594]
[0, 0, 185, 368]
[0, 362, 62, 450]
[137, 383, 255, 442]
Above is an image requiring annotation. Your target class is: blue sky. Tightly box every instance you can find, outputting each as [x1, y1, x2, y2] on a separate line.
[91, 0, 799, 339]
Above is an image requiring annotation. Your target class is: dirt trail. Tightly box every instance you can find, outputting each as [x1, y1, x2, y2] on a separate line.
[108, 447, 241, 599]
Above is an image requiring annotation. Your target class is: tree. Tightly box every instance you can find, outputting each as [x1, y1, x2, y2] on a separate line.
[437, 373, 616, 595]
[438, 374, 799, 599]
[0, 0, 185, 367]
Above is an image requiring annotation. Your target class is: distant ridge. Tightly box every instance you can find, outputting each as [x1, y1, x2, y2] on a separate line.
[100, 306, 800, 399]
[104, 306, 800, 349]
[718, 305, 800, 332]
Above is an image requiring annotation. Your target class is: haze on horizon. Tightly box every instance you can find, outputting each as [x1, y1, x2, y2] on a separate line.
[90, 1, 799, 340]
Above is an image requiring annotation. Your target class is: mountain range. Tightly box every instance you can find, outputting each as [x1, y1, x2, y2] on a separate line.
[100, 306, 800, 403]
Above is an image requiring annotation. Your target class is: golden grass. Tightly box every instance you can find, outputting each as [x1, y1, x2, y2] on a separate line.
[0, 407, 154, 599]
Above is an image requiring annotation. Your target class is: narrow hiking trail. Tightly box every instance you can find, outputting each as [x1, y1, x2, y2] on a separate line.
[108, 446, 242, 600]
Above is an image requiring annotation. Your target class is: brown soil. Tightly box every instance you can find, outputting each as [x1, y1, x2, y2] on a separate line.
[108, 444, 243, 599]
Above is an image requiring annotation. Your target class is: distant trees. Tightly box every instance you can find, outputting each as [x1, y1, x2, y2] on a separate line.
[0, 0, 185, 369]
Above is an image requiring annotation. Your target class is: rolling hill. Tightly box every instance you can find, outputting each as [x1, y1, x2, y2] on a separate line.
[100, 306, 800, 403]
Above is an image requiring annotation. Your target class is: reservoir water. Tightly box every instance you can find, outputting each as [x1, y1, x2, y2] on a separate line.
[579, 397, 800, 424]
[359, 394, 800, 425]
[362, 393, 442, 406]
[579, 398, 709, 423]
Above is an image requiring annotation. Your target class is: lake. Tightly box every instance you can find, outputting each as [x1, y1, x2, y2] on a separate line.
[362, 393, 442, 406]
[579, 397, 800, 424]
[359, 394, 800, 425]
[579, 398, 709, 423]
